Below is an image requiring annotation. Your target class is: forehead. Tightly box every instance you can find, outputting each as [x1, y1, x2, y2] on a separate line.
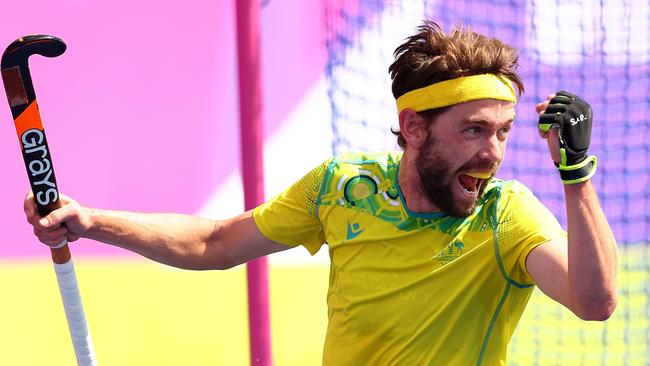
[439, 99, 516, 124]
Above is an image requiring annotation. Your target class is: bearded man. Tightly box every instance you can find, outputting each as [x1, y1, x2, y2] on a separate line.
[25, 21, 617, 365]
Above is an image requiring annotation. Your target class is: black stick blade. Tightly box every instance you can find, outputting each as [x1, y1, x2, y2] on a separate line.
[1, 35, 66, 68]
[1, 35, 66, 116]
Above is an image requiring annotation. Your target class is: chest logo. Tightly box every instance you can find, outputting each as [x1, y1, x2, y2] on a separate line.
[433, 240, 465, 265]
[346, 221, 364, 240]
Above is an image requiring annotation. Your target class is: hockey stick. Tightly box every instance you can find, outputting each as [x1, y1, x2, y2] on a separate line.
[1, 35, 97, 366]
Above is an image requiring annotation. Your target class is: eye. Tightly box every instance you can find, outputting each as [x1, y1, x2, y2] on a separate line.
[464, 126, 483, 135]
[498, 125, 512, 138]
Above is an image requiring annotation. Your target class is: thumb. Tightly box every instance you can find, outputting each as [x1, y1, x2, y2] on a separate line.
[546, 127, 562, 164]
[38, 205, 75, 229]
[38, 211, 62, 229]
[36, 201, 90, 237]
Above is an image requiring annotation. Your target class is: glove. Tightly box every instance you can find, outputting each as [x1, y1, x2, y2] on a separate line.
[538, 91, 597, 184]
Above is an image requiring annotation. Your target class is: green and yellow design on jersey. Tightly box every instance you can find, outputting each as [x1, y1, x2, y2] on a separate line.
[254, 151, 566, 365]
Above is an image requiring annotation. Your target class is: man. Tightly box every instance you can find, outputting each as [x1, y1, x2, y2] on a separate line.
[25, 21, 617, 365]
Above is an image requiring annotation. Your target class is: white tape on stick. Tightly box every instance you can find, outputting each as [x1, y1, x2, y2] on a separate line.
[54, 260, 98, 366]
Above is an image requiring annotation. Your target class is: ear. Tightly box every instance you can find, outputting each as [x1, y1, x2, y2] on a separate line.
[398, 109, 428, 149]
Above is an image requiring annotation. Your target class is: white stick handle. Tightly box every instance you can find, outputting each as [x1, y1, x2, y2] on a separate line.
[54, 259, 98, 366]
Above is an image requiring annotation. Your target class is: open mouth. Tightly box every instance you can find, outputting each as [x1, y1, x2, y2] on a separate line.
[457, 171, 491, 197]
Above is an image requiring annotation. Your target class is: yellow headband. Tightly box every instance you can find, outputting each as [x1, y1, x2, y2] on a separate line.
[395, 74, 517, 113]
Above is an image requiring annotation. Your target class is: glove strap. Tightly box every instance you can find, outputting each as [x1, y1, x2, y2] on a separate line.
[558, 155, 597, 184]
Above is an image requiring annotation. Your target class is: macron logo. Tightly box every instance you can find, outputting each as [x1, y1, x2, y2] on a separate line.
[347, 221, 364, 240]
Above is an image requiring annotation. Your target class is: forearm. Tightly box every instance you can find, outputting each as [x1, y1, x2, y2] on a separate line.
[565, 180, 618, 319]
[84, 209, 232, 270]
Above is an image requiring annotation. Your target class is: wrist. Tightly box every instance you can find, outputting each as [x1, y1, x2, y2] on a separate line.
[558, 155, 597, 184]
[562, 178, 595, 201]
[83, 207, 101, 238]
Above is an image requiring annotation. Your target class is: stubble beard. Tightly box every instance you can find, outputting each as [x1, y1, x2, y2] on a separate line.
[415, 133, 497, 218]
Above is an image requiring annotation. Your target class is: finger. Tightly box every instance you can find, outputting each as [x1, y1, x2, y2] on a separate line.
[24, 191, 36, 220]
[554, 90, 579, 100]
[67, 234, 81, 242]
[544, 103, 568, 115]
[34, 225, 69, 242]
[39, 203, 78, 229]
[42, 237, 67, 248]
[538, 128, 548, 138]
[29, 214, 62, 231]
[549, 94, 573, 105]
[536, 100, 550, 114]
[546, 127, 562, 163]
[538, 123, 561, 137]
[33, 214, 62, 231]
[538, 113, 559, 133]
[34, 230, 67, 248]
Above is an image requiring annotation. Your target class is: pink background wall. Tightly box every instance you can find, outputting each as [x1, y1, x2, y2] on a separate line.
[0, 0, 326, 258]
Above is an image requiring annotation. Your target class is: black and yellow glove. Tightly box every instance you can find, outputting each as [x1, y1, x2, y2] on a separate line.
[538, 91, 597, 184]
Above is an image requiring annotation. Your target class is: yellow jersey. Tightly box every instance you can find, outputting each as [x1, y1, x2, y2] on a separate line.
[253, 151, 566, 365]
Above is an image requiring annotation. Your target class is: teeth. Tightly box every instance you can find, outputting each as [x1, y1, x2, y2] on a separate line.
[466, 172, 491, 179]
[461, 186, 478, 196]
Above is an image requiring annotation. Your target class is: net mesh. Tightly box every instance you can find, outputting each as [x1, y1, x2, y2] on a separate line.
[324, 0, 650, 364]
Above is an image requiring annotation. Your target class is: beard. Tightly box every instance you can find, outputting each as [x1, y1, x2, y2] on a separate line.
[415, 132, 498, 217]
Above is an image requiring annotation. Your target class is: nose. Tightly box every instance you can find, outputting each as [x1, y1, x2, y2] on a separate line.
[478, 134, 504, 163]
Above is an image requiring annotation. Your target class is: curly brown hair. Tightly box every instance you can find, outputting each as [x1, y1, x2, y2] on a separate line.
[389, 21, 524, 149]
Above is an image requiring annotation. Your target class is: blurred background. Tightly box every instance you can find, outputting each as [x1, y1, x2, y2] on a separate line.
[0, 0, 648, 365]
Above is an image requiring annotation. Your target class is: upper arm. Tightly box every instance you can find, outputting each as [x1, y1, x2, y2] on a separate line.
[248, 159, 331, 255]
[209, 158, 331, 268]
[525, 238, 577, 312]
[210, 210, 292, 269]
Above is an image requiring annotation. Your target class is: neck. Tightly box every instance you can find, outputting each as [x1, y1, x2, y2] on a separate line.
[398, 150, 440, 214]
